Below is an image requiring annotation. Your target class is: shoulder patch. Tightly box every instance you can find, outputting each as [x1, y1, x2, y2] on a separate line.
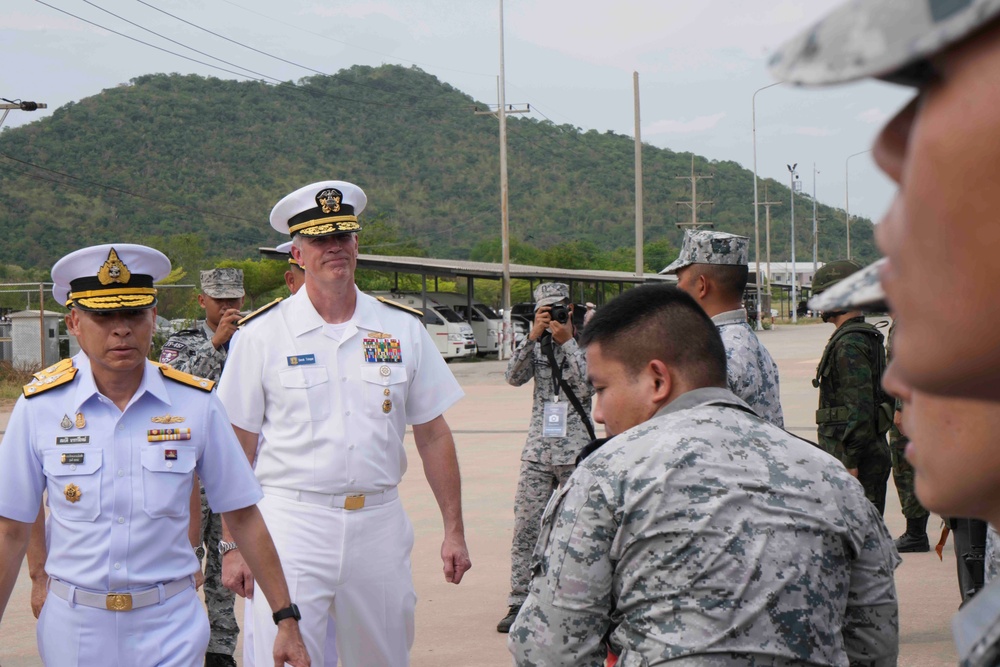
[24, 361, 78, 398]
[152, 361, 215, 392]
[237, 297, 283, 328]
[376, 296, 423, 319]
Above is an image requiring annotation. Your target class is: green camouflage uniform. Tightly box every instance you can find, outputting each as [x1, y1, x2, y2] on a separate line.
[815, 317, 892, 515]
[159, 321, 238, 657]
[508, 388, 900, 666]
[886, 322, 928, 520]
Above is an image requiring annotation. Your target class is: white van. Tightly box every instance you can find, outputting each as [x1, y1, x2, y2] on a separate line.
[425, 292, 501, 356]
[368, 292, 477, 361]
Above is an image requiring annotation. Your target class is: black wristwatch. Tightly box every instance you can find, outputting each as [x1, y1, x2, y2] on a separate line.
[273, 603, 301, 625]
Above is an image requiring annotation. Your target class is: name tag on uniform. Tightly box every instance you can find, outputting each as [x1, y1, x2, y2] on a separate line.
[363, 338, 402, 363]
[61, 453, 85, 465]
[56, 436, 90, 445]
[542, 401, 569, 438]
[287, 354, 316, 366]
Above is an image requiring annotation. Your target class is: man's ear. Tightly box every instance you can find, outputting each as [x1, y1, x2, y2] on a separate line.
[697, 274, 710, 300]
[65, 310, 80, 336]
[197, 293, 207, 310]
[647, 359, 673, 403]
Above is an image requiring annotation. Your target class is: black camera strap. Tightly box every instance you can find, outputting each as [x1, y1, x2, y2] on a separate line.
[541, 334, 597, 442]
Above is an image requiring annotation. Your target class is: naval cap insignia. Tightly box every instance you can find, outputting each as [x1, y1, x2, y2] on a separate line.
[97, 248, 132, 286]
[316, 188, 342, 214]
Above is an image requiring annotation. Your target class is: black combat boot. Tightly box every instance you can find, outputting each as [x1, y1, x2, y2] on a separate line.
[497, 604, 522, 633]
[894, 515, 930, 553]
[205, 653, 237, 667]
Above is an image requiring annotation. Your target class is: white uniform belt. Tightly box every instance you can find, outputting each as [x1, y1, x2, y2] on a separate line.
[48, 576, 193, 612]
[262, 485, 398, 510]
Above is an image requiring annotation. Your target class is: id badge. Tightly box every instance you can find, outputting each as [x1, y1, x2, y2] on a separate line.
[542, 401, 569, 438]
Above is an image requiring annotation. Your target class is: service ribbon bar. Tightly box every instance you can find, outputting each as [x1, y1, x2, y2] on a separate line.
[147, 428, 192, 442]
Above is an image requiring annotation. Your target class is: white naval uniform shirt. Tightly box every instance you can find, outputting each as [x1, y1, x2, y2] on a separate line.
[217, 285, 464, 495]
[0, 353, 263, 592]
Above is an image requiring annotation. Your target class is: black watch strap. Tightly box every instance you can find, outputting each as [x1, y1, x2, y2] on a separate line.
[272, 603, 301, 625]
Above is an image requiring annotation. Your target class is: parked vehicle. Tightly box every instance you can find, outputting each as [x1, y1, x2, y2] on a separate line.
[368, 292, 476, 361]
[424, 292, 501, 356]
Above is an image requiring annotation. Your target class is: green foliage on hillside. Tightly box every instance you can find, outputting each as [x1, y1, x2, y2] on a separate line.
[0, 65, 881, 317]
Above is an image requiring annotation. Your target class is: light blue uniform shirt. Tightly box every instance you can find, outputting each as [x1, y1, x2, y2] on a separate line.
[0, 353, 262, 592]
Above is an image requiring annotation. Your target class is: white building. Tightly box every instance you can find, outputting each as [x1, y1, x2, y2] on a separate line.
[757, 261, 825, 290]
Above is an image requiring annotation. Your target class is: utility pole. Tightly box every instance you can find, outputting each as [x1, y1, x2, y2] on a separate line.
[812, 163, 820, 276]
[675, 155, 713, 230]
[761, 183, 782, 321]
[473, 0, 529, 359]
[633, 72, 643, 276]
[787, 163, 800, 324]
[0, 99, 47, 130]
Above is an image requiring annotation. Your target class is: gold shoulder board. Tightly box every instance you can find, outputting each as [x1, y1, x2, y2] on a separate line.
[24, 363, 78, 399]
[237, 297, 283, 328]
[376, 296, 423, 319]
[33, 357, 73, 381]
[153, 361, 216, 393]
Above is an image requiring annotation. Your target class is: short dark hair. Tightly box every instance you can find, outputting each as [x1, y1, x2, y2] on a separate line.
[580, 284, 727, 388]
[691, 263, 749, 301]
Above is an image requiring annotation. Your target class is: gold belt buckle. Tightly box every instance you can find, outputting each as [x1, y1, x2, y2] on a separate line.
[106, 593, 133, 611]
[344, 494, 365, 511]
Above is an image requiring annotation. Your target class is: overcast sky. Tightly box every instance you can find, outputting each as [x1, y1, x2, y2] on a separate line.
[3, 0, 912, 225]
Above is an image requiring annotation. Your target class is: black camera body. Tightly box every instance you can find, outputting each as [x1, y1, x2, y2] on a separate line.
[548, 303, 570, 324]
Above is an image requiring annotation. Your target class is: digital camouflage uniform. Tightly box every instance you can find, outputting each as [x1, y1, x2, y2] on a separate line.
[160, 320, 238, 657]
[712, 309, 784, 427]
[663, 231, 784, 427]
[508, 387, 900, 666]
[504, 284, 594, 611]
[815, 316, 892, 515]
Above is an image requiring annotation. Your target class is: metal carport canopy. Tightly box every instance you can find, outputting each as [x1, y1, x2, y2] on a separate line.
[356, 254, 675, 284]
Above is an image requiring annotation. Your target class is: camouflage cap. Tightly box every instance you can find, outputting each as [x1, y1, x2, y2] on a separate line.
[809, 258, 888, 312]
[534, 282, 570, 309]
[769, 0, 1000, 87]
[200, 268, 245, 299]
[660, 230, 749, 275]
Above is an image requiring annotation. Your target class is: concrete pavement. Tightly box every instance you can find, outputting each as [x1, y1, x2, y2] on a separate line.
[0, 319, 964, 665]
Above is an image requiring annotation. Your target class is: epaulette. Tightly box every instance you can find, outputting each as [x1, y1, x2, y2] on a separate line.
[24, 359, 78, 398]
[237, 297, 283, 328]
[152, 361, 215, 392]
[376, 296, 423, 319]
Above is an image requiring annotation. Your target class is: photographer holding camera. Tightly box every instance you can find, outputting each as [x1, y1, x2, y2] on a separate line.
[497, 282, 595, 633]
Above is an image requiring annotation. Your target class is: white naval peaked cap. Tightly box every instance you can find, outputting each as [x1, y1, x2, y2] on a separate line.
[270, 180, 367, 238]
[52, 244, 171, 312]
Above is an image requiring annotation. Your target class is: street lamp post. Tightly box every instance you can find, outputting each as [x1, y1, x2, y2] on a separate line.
[845, 149, 872, 260]
[751, 82, 781, 331]
[787, 163, 799, 324]
[812, 163, 819, 279]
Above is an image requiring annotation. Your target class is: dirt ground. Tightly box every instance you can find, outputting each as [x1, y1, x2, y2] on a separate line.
[0, 319, 965, 666]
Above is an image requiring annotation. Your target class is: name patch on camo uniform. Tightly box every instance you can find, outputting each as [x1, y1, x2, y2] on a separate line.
[363, 338, 402, 363]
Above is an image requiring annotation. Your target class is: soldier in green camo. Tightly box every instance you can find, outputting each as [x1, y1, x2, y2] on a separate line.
[812, 260, 893, 515]
[159, 268, 245, 667]
[887, 320, 931, 552]
[508, 284, 899, 666]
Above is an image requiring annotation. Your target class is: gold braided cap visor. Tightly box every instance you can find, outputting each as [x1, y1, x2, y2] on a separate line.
[290, 216, 361, 237]
[70, 287, 157, 311]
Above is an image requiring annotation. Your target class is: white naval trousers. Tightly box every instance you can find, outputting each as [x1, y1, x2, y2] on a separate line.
[251, 491, 416, 667]
[36, 582, 207, 666]
[243, 597, 337, 666]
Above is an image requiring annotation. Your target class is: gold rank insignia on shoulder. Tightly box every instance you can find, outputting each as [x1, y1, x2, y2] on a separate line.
[64, 483, 81, 504]
[375, 296, 423, 319]
[23, 362, 79, 399]
[152, 362, 215, 392]
[237, 297, 283, 328]
[151, 414, 185, 424]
